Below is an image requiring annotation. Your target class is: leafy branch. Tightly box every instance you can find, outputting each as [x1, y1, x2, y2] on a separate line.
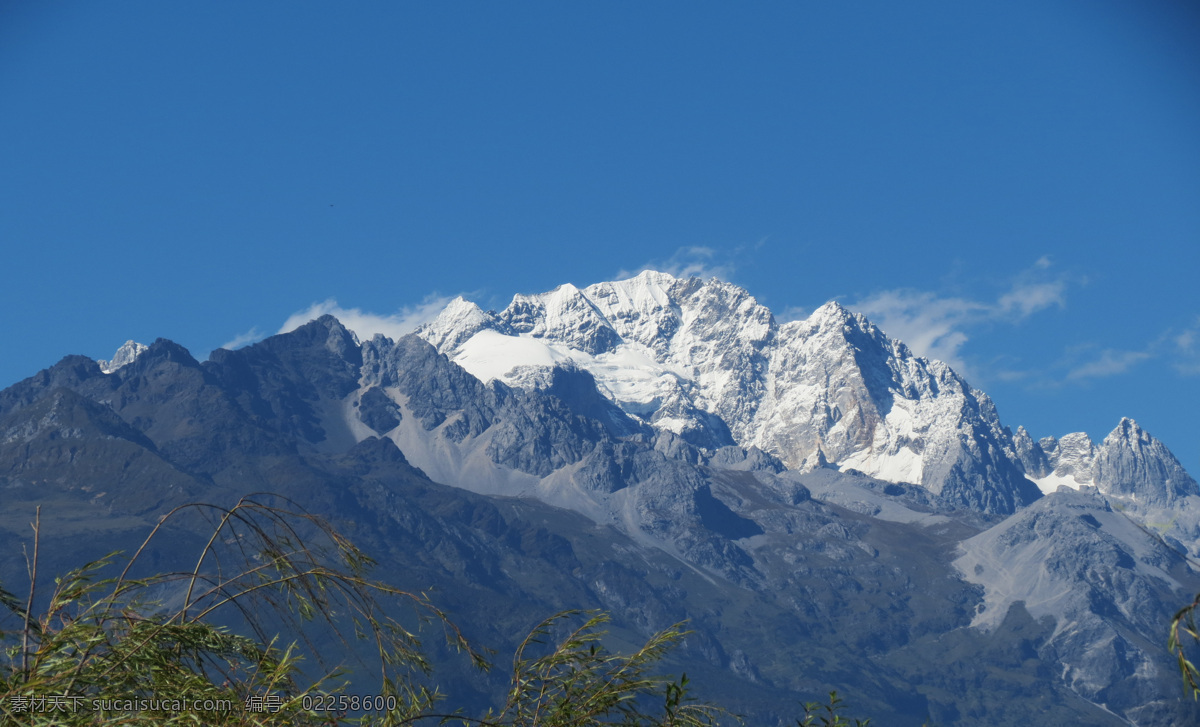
[0, 496, 874, 726]
[0, 495, 483, 726]
[1171, 591, 1200, 699]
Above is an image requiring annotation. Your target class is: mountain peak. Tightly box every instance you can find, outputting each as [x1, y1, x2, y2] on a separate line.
[1111, 416, 1142, 438]
[801, 301, 864, 335]
[1094, 418, 1198, 503]
[443, 295, 485, 316]
[406, 272, 1189, 517]
[583, 271, 678, 319]
[420, 297, 496, 353]
[98, 340, 148, 374]
[811, 299, 852, 318]
[287, 314, 361, 351]
[550, 281, 582, 295]
[1028, 419, 1198, 505]
[625, 268, 680, 285]
[500, 281, 621, 355]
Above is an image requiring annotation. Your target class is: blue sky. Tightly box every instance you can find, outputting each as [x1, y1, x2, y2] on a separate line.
[2, 2, 1198, 473]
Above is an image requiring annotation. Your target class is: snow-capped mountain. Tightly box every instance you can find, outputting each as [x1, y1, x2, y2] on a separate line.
[7, 291, 1200, 725]
[418, 270, 1192, 516]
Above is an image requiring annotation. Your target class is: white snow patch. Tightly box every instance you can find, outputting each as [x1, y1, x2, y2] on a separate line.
[588, 343, 683, 404]
[450, 330, 687, 422]
[839, 446, 924, 486]
[453, 330, 579, 384]
[1028, 471, 1091, 494]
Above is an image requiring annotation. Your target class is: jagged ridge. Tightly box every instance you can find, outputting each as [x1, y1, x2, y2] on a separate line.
[418, 271, 1194, 516]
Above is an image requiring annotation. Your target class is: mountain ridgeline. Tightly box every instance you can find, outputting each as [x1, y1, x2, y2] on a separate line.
[417, 271, 1195, 515]
[1, 271, 1197, 726]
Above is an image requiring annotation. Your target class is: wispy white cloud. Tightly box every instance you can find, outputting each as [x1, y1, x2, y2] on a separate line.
[846, 258, 1073, 375]
[1172, 316, 1200, 375]
[277, 295, 455, 342]
[990, 315, 1200, 386]
[851, 290, 986, 372]
[617, 245, 735, 281]
[219, 327, 265, 351]
[624, 242, 772, 281]
[1065, 318, 1200, 380]
[617, 237, 772, 283]
[992, 368, 1034, 383]
[997, 280, 1066, 318]
[1066, 348, 1153, 381]
[776, 305, 810, 324]
[1011, 317, 1199, 385]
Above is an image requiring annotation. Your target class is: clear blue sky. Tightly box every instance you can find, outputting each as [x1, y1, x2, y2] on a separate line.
[2, 2, 1198, 473]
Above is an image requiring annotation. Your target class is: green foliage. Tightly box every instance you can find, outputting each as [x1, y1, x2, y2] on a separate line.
[795, 691, 869, 727]
[0, 498, 870, 726]
[1, 497, 480, 725]
[480, 610, 723, 726]
[1170, 591, 1200, 699]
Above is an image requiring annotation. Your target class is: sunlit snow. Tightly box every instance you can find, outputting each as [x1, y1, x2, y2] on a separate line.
[453, 330, 577, 383]
[1028, 471, 1089, 494]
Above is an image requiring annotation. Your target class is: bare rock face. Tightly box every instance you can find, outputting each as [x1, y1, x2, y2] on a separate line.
[750, 301, 1040, 513]
[954, 489, 1196, 725]
[1012, 425, 1051, 478]
[1093, 418, 1199, 504]
[1046, 432, 1099, 483]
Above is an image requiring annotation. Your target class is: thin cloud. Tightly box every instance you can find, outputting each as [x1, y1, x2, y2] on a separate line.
[1066, 348, 1153, 381]
[846, 258, 1072, 373]
[219, 327, 265, 351]
[1172, 316, 1200, 375]
[618, 245, 735, 281]
[850, 289, 986, 372]
[277, 295, 455, 342]
[776, 305, 810, 324]
[992, 368, 1033, 383]
[617, 238, 770, 283]
[997, 280, 1066, 319]
[1017, 321, 1197, 386]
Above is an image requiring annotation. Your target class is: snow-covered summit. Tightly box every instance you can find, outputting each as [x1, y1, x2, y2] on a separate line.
[410, 271, 1195, 516]
[415, 271, 1048, 511]
[499, 282, 622, 355]
[420, 296, 499, 353]
[98, 340, 148, 374]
